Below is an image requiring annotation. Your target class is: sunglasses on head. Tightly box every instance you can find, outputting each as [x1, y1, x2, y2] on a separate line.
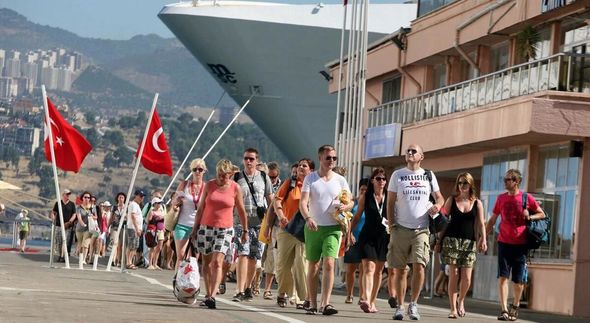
[374, 176, 387, 182]
[192, 167, 205, 173]
[243, 156, 256, 162]
[325, 156, 337, 161]
[407, 149, 418, 155]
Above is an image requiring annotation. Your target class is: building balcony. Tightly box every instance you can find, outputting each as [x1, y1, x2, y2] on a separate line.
[368, 53, 589, 129]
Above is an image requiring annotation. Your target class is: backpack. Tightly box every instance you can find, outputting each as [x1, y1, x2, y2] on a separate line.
[423, 169, 449, 236]
[522, 192, 551, 250]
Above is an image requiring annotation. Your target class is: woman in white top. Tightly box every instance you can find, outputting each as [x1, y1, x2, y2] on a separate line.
[174, 158, 207, 269]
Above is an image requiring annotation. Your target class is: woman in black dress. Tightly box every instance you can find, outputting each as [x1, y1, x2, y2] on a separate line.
[350, 167, 390, 313]
[438, 172, 487, 318]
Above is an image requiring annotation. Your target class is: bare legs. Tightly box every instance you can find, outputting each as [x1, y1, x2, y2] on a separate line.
[174, 238, 189, 270]
[361, 259, 385, 312]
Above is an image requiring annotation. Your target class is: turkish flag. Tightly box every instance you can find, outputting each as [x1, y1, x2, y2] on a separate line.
[136, 109, 173, 176]
[44, 97, 92, 173]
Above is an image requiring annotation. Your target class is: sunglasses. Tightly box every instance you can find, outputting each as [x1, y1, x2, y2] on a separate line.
[374, 176, 387, 182]
[269, 175, 278, 180]
[243, 157, 256, 162]
[503, 177, 517, 183]
[83, 196, 91, 199]
[192, 167, 205, 173]
[458, 181, 470, 186]
[407, 149, 419, 155]
[325, 156, 338, 161]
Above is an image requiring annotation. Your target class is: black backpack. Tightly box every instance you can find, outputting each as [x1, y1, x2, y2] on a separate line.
[522, 192, 551, 250]
[424, 169, 449, 236]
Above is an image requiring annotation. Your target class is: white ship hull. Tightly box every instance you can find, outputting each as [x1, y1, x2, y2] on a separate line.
[159, 1, 416, 161]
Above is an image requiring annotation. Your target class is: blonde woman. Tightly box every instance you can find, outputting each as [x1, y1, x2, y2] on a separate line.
[174, 158, 207, 269]
[438, 172, 486, 318]
[193, 159, 249, 309]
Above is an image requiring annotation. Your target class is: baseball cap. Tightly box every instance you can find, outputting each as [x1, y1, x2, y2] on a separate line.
[103, 201, 112, 207]
[134, 189, 146, 197]
[151, 197, 163, 204]
[63, 189, 71, 195]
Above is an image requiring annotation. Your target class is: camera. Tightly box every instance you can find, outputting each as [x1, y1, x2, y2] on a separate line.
[290, 175, 297, 188]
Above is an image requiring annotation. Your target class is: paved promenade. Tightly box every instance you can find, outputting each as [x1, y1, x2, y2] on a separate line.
[0, 247, 584, 323]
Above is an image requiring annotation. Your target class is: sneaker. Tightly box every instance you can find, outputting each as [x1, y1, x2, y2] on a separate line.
[232, 292, 244, 302]
[393, 306, 405, 320]
[407, 302, 420, 320]
[244, 288, 253, 301]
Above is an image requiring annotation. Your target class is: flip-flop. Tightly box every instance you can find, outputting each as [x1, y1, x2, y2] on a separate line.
[448, 313, 458, 319]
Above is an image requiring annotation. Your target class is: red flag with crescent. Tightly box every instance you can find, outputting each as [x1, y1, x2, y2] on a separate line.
[44, 97, 92, 173]
[136, 108, 173, 176]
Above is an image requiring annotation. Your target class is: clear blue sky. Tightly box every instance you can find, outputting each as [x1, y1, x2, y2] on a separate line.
[0, 0, 404, 40]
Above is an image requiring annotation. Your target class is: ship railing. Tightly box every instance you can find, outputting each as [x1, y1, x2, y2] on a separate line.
[368, 52, 586, 128]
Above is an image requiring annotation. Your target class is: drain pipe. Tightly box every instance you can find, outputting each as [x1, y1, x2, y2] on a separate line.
[454, 0, 514, 77]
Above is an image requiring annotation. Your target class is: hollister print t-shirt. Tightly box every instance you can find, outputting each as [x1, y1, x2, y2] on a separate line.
[388, 167, 439, 229]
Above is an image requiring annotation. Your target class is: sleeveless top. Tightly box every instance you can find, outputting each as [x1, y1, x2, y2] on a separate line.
[359, 191, 388, 242]
[149, 208, 165, 231]
[444, 199, 477, 241]
[76, 205, 95, 232]
[201, 179, 239, 229]
[177, 180, 204, 227]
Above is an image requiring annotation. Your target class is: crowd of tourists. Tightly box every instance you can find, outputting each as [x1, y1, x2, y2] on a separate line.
[49, 143, 545, 321]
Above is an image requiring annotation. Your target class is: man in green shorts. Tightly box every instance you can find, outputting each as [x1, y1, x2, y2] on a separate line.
[300, 145, 353, 315]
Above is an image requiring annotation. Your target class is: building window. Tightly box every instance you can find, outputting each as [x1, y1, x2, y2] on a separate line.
[490, 42, 509, 72]
[417, 0, 458, 18]
[432, 63, 446, 90]
[382, 76, 401, 103]
[534, 144, 580, 260]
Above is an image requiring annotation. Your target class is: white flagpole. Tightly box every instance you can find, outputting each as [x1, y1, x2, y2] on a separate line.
[41, 85, 71, 269]
[105, 93, 159, 272]
[162, 110, 215, 199]
[184, 94, 254, 181]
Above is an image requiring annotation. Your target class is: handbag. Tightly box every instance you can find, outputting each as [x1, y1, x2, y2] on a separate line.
[173, 242, 200, 304]
[285, 211, 306, 242]
[164, 205, 179, 232]
[145, 228, 157, 248]
[429, 213, 449, 234]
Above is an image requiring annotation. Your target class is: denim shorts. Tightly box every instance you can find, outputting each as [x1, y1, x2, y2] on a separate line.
[234, 225, 263, 260]
[174, 224, 192, 241]
[497, 242, 528, 283]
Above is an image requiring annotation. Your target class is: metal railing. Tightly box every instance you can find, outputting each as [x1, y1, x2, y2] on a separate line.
[368, 53, 583, 128]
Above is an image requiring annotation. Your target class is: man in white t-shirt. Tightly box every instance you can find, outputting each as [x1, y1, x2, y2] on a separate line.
[300, 144, 353, 315]
[126, 189, 145, 269]
[386, 144, 444, 320]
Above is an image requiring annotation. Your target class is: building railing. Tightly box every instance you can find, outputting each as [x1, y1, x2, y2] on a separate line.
[368, 53, 585, 128]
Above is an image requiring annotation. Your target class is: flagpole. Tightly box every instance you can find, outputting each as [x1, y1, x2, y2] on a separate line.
[162, 109, 215, 199]
[184, 94, 254, 181]
[42, 85, 71, 269]
[105, 93, 159, 272]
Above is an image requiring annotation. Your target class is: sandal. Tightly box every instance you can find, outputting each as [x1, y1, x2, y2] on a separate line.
[296, 303, 305, 310]
[321, 304, 338, 316]
[301, 300, 311, 311]
[448, 312, 458, 319]
[306, 307, 317, 315]
[359, 301, 371, 313]
[252, 288, 260, 296]
[345, 296, 353, 304]
[264, 291, 273, 300]
[218, 282, 226, 295]
[508, 304, 519, 321]
[498, 310, 510, 321]
[277, 295, 287, 307]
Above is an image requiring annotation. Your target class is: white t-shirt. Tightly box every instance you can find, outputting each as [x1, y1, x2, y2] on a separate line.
[387, 167, 440, 229]
[127, 200, 143, 232]
[302, 171, 351, 226]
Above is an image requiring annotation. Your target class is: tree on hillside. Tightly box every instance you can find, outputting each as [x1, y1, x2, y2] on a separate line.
[136, 111, 147, 128]
[114, 146, 134, 166]
[84, 111, 97, 125]
[28, 147, 46, 174]
[103, 152, 118, 169]
[84, 127, 101, 148]
[103, 130, 125, 148]
[36, 165, 54, 198]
